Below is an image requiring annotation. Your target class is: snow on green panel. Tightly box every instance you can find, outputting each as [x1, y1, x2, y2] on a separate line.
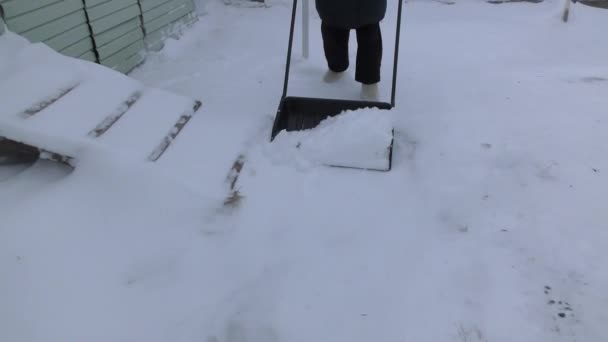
[5, 0, 83, 34]
[79, 50, 98, 63]
[93, 17, 141, 47]
[0, 0, 62, 19]
[89, 4, 140, 35]
[142, 0, 190, 23]
[86, 0, 138, 21]
[45, 23, 91, 51]
[20, 9, 87, 43]
[114, 52, 145, 74]
[143, 1, 193, 34]
[83, 0, 111, 8]
[0, 0, 196, 74]
[144, 12, 196, 51]
[100, 39, 144, 68]
[61, 36, 95, 58]
[96, 26, 144, 60]
[144, 26, 167, 51]
[139, 0, 174, 12]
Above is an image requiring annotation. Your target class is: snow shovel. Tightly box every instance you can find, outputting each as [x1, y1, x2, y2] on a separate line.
[270, 0, 404, 171]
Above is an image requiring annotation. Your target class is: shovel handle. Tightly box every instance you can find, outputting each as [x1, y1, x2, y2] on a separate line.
[391, 0, 404, 107]
[282, 0, 298, 99]
[302, 0, 309, 59]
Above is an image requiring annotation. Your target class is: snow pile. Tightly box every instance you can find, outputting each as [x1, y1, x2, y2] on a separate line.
[0, 156, 223, 342]
[271, 108, 394, 170]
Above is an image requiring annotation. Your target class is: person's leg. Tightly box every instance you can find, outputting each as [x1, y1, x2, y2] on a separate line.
[355, 23, 383, 85]
[321, 21, 350, 76]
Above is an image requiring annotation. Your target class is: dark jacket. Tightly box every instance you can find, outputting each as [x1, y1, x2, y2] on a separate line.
[315, 0, 387, 29]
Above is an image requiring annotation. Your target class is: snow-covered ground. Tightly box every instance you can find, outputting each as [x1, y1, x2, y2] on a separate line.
[2, 0, 608, 341]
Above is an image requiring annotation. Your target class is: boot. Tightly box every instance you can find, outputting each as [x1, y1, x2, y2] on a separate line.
[360, 83, 379, 101]
[323, 70, 344, 83]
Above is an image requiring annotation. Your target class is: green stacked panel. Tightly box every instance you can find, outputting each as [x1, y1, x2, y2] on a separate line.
[84, 0, 145, 74]
[0, 0, 200, 74]
[1, 3, 6, 36]
[0, 0, 96, 61]
[138, 0, 197, 51]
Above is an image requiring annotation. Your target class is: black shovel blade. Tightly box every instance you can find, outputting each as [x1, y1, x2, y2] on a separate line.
[270, 96, 393, 140]
[269, 96, 394, 171]
[0, 137, 40, 165]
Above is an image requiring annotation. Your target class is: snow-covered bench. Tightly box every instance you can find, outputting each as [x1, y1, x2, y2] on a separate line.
[0, 30, 202, 167]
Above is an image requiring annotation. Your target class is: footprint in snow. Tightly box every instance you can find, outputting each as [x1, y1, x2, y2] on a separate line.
[207, 308, 279, 342]
[580, 76, 608, 83]
[456, 324, 488, 342]
[544, 285, 576, 322]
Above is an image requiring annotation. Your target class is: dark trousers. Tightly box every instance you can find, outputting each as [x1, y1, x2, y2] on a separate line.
[321, 22, 383, 85]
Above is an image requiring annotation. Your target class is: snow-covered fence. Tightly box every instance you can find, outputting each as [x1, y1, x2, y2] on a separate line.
[139, 0, 198, 51]
[0, 0, 96, 61]
[84, 0, 146, 74]
[0, 0, 198, 74]
[0, 6, 5, 36]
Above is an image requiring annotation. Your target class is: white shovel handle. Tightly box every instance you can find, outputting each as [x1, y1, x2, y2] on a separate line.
[302, 0, 309, 59]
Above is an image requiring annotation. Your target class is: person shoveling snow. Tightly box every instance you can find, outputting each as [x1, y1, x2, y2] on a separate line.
[269, 0, 402, 170]
[315, 0, 387, 101]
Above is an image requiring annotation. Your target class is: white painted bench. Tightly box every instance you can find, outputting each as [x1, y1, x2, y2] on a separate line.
[0, 32, 202, 167]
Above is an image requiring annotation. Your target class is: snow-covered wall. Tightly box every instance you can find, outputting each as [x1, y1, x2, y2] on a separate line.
[0, 0, 198, 74]
[0, 10, 5, 36]
[140, 0, 198, 51]
[193, 0, 209, 14]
